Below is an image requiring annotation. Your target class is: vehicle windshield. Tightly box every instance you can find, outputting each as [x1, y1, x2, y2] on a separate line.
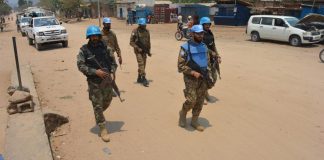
[21, 17, 31, 23]
[284, 17, 299, 26]
[34, 17, 59, 27]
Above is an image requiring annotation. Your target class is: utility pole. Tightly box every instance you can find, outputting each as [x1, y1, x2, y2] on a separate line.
[98, 0, 101, 27]
[311, 0, 316, 13]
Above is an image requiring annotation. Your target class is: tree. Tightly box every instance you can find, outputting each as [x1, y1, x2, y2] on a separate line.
[18, 0, 27, 7]
[0, 0, 11, 16]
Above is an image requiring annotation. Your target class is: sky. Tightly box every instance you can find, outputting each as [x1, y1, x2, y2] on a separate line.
[7, 0, 40, 8]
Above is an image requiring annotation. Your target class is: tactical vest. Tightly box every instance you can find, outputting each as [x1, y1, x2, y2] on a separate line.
[80, 42, 112, 82]
[135, 29, 150, 49]
[203, 30, 215, 51]
[181, 41, 208, 70]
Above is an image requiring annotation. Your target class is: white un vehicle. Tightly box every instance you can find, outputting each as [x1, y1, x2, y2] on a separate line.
[26, 16, 68, 50]
[246, 15, 321, 46]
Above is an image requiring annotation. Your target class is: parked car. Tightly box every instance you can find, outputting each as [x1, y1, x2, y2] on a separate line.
[247, 15, 321, 46]
[26, 16, 68, 50]
[19, 16, 32, 36]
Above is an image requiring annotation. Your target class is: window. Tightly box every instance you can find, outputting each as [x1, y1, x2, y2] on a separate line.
[252, 17, 261, 24]
[261, 17, 273, 25]
[274, 18, 285, 27]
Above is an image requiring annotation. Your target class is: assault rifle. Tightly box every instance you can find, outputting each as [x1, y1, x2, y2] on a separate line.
[87, 55, 125, 102]
[211, 56, 221, 80]
[135, 40, 151, 56]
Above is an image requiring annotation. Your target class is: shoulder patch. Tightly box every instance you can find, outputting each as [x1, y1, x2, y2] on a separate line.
[179, 48, 186, 56]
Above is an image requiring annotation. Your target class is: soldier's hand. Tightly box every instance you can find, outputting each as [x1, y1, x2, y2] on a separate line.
[118, 56, 122, 65]
[137, 47, 143, 52]
[191, 71, 201, 79]
[217, 56, 222, 64]
[110, 73, 115, 81]
[96, 69, 109, 79]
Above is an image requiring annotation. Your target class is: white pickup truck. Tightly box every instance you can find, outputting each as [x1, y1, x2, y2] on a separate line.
[26, 16, 68, 50]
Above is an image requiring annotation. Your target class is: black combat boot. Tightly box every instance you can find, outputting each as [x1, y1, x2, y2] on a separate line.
[137, 74, 143, 83]
[142, 76, 149, 87]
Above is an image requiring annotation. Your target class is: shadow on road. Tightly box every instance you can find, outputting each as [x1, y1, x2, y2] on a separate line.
[245, 39, 320, 48]
[90, 121, 126, 135]
[206, 95, 219, 104]
[36, 43, 68, 52]
[184, 117, 212, 132]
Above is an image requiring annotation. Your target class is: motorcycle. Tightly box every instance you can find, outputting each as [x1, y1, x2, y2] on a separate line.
[175, 23, 191, 41]
[320, 49, 324, 63]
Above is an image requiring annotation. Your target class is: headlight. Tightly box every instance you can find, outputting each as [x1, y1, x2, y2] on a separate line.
[61, 29, 67, 34]
[37, 32, 45, 36]
[302, 32, 311, 36]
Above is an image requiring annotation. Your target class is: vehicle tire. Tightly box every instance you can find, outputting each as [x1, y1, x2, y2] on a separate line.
[62, 41, 68, 48]
[320, 49, 324, 63]
[289, 35, 301, 47]
[251, 31, 260, 42]
[175, 31, 183, 41]
[35, 42, 42, 51]
[28, 37, 33, 45]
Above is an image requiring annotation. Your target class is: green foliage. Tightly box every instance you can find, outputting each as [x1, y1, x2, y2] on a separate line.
[0, 0, 11, 15]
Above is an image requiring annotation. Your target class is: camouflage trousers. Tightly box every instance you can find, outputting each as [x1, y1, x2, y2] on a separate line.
[182, 75, 208, 116]
[135, 52, 147, 76]
[88, 81, 113, 125]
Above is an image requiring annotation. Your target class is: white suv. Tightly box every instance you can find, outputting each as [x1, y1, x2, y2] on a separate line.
[26, 16, 68, 50]
[246, 15, 321, 46]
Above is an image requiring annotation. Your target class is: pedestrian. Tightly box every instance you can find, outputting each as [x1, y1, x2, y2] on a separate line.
[77, 25, 118, 142]
[130, 18, 151, 87]
[200, 17, 221, 102]
[178, 25, 215, 132]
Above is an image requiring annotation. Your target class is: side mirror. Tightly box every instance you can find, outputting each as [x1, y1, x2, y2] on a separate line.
[283, 23, 289, 28]
[60, 22, 62, 25]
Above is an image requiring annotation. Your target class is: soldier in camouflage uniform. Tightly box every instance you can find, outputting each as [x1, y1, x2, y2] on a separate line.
[178, 25, 213, 132]
[101, 17, 122, 66]
[200, 17, 222, 102]
[77, 25, 117, 142]
[130, 18, 151, 87]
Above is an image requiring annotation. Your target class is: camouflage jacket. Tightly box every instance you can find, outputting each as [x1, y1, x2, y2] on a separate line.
[102, 29, 121, 57]
[77, 41, 117, 83]
[129, 27, 151, 53]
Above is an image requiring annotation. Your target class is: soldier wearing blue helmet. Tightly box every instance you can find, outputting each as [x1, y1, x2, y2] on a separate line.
[130, 17, 151, 87]
[102, 17, 122, 67]
[177, 25, 215, 132]
[77, 25, 117, 142]
[200, 17, 222, 102]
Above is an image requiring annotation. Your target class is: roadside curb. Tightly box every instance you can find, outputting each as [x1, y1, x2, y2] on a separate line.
[4, 65, 53, 160]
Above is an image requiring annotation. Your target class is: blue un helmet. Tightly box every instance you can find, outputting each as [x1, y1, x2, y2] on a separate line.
[86, 25, 102, 39]
[200, 17, 211, 25]
[138, 18, 147, 25]
[103, 17, 111, 24]
[190, 25, 204, 33]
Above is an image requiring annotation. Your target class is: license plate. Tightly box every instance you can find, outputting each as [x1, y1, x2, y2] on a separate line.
[314, 36, 320, 40]
[48, 36, 60, 40]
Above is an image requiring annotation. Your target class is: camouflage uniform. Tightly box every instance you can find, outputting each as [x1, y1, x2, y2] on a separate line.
[178, 40, 212, 131]
[102, 29, 121, 58]
[77, 41, 117, 125]
[130, 27, 151, 77]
